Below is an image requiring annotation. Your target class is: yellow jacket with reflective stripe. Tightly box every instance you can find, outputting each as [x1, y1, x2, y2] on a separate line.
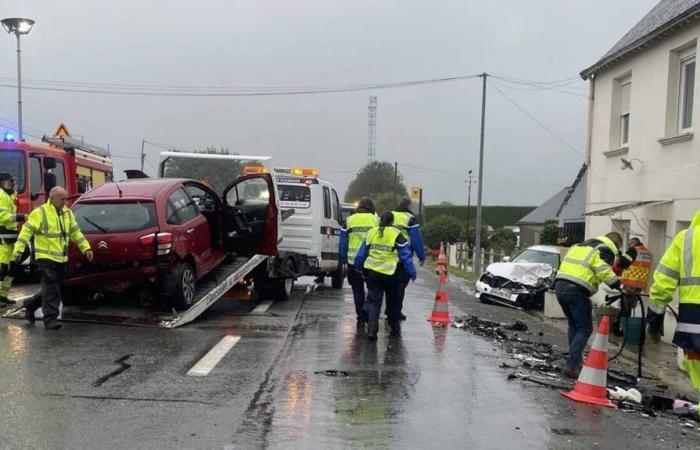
[13, 201, 91, 263]
[650, 210, 700, 351]
[392, 211, 411, 241]
[346, 212, 378, 262]
[0, 189, 19, 244]
[364, 226, 401, 275]
[555, 235, 620, 294]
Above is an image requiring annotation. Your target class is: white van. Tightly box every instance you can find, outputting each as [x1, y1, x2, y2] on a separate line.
[274, 167, 345, 288]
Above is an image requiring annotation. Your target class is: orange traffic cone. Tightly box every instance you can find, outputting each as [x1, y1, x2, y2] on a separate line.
[436, 241, 447, 274]
[428, 244, 451, 324]
[561, 316, 617, 409]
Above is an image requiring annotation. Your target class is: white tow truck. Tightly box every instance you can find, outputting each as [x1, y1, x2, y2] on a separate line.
[272, 167, 346, 290]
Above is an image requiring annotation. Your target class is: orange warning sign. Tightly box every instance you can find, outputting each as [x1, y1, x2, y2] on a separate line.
[54, 123, 71, 138]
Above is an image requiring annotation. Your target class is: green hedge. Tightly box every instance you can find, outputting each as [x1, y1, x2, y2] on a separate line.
[422, 205, 535, 228]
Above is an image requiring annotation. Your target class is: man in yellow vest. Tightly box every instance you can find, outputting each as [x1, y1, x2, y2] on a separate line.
[354, 212, 416, 340]
[391, 197, 426, 321]
[555, 232, 624, 378]
[620, 237, 653, 291]
[13, 187, 93, 329]
[0, 172, 26, 306]
[339, 198, 378, 325]
[647, 210, 700, 397]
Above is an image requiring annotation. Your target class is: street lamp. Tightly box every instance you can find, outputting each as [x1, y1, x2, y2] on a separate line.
[1, 17, 35, 142]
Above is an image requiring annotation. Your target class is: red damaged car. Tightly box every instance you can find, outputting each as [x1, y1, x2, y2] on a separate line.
[67, 174, 278, 309]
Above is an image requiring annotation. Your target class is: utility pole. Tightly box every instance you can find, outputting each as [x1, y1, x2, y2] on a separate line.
[466, 170, 473, 243]
[473, 73, 488, 275]
[140, 140, 146, 171]
[393, 161, 398, 204]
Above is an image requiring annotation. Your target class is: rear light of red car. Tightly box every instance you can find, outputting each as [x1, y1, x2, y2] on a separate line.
[156, 232, 173, 256]
[138, 232, 173, 256]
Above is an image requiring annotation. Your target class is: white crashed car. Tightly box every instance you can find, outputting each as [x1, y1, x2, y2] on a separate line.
[475, 245, 561, 309]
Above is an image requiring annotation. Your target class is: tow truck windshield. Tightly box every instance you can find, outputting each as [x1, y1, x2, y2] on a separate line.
[0, 150, 25, 193]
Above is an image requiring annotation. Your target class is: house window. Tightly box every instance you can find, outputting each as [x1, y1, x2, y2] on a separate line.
[619, 77, 631, 147]
[679, 51, 696, 132]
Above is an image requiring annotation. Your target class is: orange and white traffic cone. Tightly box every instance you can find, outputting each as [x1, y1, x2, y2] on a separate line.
[428, 244, 451, 324]
[436, 241, 447, 274]
[561, 316, 617, 409]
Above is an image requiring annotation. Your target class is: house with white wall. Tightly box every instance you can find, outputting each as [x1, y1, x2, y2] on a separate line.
[581, 0, 700, 345]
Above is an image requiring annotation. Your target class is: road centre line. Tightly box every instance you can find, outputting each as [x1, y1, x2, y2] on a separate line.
[251, 300, 273, 314]
[187, 335, 241, 377]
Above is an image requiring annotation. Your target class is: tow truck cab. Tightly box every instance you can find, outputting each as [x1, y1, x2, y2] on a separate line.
[274, 167, 345, 288]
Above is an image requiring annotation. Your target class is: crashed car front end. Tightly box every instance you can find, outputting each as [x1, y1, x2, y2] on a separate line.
[475, 262, 554, 309]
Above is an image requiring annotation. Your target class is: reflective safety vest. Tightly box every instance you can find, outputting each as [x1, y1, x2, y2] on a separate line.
[555, 235, 620, 294]
[346, 212, 378, 263]
[621, 244, 652, 290]
[650, 221, 700, 352]
[364, 226, 401, 275]
[392, 211, 411, 242]
[0, 189, 19, 245]
[14, 201, 91, 263]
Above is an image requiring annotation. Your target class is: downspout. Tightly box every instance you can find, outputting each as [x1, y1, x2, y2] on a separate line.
[583, 74, 596, 240]
[584, 74, 595, 164]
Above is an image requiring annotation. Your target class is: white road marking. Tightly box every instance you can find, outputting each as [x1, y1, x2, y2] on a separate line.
[187, 335, 241, 377]
[251, 300, 273, 314]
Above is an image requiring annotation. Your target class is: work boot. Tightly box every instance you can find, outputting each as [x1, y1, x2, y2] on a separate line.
[24, 304, 36, 324]
[44, 321, 62, 330]
[399, 313, 407, 321]
[389, 325, 401, 337]
[367, 333, 378, 341]
[561, 365, 581, 379]
[0, 296, 15, 305]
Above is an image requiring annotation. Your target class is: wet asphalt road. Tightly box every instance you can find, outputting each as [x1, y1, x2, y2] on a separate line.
[0, 269, 697, 449]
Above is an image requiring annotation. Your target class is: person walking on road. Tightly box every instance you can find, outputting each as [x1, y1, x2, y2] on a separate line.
[339, 197, 378, 326]
[354, 211, 416, 341]
[647, 210, 700, 397]
[13, 187, 93, 329]
[555, 232, 624, 378]
[391, 197, 426, 320]
[0, 172, 26, 306]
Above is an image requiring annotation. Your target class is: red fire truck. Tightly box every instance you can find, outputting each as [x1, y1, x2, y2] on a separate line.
[0, 131, 113, 215]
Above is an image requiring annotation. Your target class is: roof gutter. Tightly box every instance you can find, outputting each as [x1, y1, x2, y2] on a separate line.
[580, 5, 700, 79]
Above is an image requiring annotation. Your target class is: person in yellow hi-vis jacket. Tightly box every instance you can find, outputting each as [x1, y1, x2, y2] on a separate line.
[0, 172, 26, 306]
[13, 187, 93, 329]
[648, 209, 700, 398]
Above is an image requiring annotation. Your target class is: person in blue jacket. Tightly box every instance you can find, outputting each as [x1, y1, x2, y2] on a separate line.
[354, 211, 417, 340]
[391, 197, 426, 320]
[338, 198, 378, 325]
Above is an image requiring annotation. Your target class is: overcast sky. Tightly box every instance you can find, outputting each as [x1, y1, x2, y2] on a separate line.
[1, 0, 659, 205]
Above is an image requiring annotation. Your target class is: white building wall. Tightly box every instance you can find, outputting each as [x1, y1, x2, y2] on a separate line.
[586, 23, 700, 344]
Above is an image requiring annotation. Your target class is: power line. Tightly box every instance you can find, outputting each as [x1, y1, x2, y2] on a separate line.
[488, 81, 584, 157]
[0, 74, 482, 97]
[491, 79, 588, 98]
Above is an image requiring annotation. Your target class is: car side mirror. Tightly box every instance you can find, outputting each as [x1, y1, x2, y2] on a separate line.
[502, 256, 511, 262]
[43, 172, 57, 193]
[43, 157, 57, 170]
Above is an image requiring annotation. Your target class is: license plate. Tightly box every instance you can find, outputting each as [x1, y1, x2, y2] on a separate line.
[490, 288, 517, 302]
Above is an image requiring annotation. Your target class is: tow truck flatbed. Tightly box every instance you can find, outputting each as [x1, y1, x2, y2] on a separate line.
[3, 254, 268, 328]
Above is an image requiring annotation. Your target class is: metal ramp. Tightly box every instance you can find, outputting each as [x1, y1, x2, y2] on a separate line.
[3, 254, 268, 328]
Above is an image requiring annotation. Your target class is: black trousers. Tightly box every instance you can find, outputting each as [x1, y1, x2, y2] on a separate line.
[365, 270, 401, 335]
[347, 264, 368, 320]
[25, 260, 66, 325]
[395, 263, 411, 314]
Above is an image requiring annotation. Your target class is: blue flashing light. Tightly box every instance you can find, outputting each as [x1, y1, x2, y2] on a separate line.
[2, 131, 16, 142]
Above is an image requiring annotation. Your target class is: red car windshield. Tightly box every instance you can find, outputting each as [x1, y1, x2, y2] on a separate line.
[73, 201, 157, 233]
